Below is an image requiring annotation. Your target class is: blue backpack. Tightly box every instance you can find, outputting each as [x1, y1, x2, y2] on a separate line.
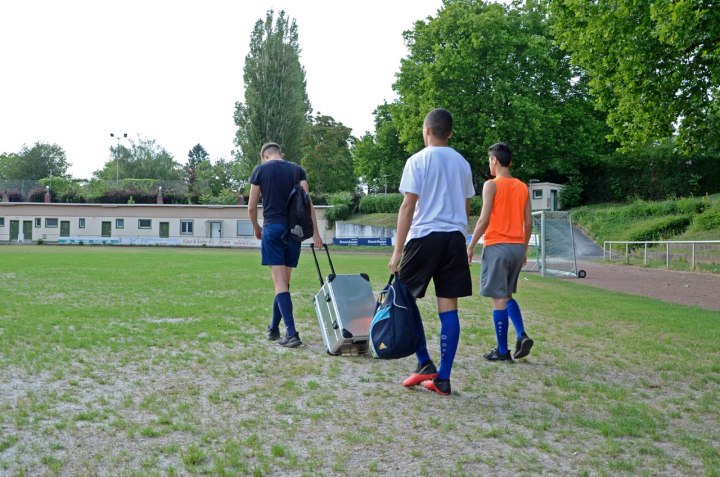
[369, 275, 424, 360]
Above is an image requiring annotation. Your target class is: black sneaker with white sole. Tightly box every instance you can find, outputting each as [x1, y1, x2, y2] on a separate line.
[514, 333, 534, 359]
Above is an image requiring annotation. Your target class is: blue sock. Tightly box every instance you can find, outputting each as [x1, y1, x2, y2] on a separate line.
[276, 292, 296, 337]
[493, 309, 509, 355]
[437, 310, 460, 380]
[269, 295, 282, 331]
[414, 317, 431, 366]
[507, 298, 525, 339]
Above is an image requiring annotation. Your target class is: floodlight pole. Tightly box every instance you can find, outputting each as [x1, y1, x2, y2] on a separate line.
[110, 133, 128, 185]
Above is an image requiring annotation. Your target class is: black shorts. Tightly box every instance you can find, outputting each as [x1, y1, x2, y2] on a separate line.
[398, 231, 473, 299]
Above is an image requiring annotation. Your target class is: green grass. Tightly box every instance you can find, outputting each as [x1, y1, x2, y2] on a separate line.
[0, 246, 719, 476]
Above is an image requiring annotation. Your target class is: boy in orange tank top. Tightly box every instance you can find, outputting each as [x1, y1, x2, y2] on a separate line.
[467, 143, 534, 362]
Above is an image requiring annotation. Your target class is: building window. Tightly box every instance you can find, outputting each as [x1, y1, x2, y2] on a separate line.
[45, 218, 59, 228]
[138, 219, 152, 229]
[0, 218, 4, 227]
[79, 218, 86, 229]
[35, 218, 41, 227]
[116, 218, 125, 229]
[533, 189, 543, 199]
[237, 220, 253, 236]
[180, 220, 194, 234]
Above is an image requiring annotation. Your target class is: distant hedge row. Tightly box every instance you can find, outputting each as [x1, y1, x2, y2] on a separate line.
[358, 193, 483, 215]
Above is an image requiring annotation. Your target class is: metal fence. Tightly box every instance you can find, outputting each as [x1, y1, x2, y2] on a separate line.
[603, 240, 720, 271]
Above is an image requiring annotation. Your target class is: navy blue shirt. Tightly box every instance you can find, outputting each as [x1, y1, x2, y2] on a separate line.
[250, 160, 307, 225]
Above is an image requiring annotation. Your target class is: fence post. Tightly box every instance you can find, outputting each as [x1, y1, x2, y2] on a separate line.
[666, 243, 670, 269]
[625, 243, 629, 264]
[644, 243, 647, 265]
[692, 243, 696, 271]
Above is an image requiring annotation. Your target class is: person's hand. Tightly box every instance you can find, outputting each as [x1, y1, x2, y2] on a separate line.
[467, 246, 475, 264]
[389, 250, 402, 274]
[313, 233, 323, 250]
[254, 226, 262, 240]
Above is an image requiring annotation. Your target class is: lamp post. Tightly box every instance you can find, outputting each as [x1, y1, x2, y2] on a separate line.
[110, 133, 128, 184]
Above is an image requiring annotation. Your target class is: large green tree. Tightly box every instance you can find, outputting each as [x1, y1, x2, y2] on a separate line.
[94, 137, 182, 181]
[300, 114, 356, 194]
[353, 104, 406, 193]
[392, 0, 612, 185]
[185, 144, 210, 193]
[0, 142, 69, 180]
[234, 10, 311, 178]
[550, 0, 720, 153]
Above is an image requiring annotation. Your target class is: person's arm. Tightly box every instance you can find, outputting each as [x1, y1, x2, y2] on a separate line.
[300, 179, 324, 249]
[523, 192, 532, 264]
[248, 184, 262, 240]
[389, 192, 418, 273]
[467, 181, 496, 263]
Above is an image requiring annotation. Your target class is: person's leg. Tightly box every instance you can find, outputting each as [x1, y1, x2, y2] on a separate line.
[271, 265, 297, 337]
[491, 296, 510, 355]
[436, 297, 459, 381]
[507, 295, 534, 359]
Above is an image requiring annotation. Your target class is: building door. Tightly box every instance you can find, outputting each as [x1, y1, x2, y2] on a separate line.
[101, 221, 111, 237]
[22, 221, 33, 241]
[60, 221, 70, 237]
[210, 222, 221, 238]
[551, 190, 558, 211]
[159, 222, 169, 238]
[10, 220, 19, 240]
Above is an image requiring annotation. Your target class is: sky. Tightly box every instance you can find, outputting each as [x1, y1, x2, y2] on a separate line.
[0, 0, 445, 179]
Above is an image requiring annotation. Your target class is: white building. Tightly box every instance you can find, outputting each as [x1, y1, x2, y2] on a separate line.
[528, 181, 564, 211]
[0, 202, 333, 247]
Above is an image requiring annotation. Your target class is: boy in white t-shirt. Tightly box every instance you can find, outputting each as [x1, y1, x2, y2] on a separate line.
[389, 108, 475, 396]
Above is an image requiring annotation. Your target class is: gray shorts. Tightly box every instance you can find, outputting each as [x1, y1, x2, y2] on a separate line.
[480, 243, 526, 298]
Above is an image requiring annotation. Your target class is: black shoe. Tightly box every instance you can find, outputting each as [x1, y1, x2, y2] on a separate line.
[483, 347, 514, 362]
[514, 333, 534, 359]
[267, 327, 280, 341]
[422, 378, 451, 396]
[278, 333, 302, 348]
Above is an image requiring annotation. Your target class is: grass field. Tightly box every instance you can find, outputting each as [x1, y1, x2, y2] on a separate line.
[1, 246, 719, 477]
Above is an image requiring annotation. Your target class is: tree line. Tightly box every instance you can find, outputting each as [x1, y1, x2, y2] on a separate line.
[2, 1, 718, 207]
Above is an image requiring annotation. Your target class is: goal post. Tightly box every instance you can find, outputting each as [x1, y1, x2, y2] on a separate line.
[527, 211, 585, 278]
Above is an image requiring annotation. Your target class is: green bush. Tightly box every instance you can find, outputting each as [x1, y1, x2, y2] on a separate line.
[690, 201, 720, 232]
[358, 194, 404, 214]
[624, 215, 692, 241]
[470, 196, 483, 216]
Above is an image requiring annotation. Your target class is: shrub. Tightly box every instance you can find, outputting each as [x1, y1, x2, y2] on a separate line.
[624, 215, 692, 241]
[358, 194, 404, 214]
[690, 201, 720, 232]
[470, 196, 483, 216]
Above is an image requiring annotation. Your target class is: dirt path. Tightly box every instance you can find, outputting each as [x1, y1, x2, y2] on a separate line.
[570, 260, 720, 312]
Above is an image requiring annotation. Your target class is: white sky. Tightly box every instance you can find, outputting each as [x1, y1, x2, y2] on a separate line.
[0, 0, 444, 179]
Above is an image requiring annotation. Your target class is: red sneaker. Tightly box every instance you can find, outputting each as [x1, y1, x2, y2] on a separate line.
[402, 361, 438, 387]
[422, 378, 451, 396]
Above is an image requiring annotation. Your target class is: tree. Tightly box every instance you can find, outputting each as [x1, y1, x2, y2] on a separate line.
[185, 144, 210, 193]
[234, 10, 311, 179]
[550, 0, 720, 153]
[392, 0, 612, 186]
[353, 103, 407, 193]
[0, 142, 69, 180]
[300, 114, 356, 194]
[94, 137, 182, 181]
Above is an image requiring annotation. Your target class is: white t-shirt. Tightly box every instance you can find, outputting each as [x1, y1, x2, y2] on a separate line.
[399, 146, 475, 242]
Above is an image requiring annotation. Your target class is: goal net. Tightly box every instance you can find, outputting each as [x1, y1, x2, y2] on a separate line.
[525, 211, 582, 278]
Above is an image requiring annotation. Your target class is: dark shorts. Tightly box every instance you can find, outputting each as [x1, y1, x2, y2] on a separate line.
[261, 223, 301, 267]
[480, 243, 525, 298]
[398, 231, 473, 299]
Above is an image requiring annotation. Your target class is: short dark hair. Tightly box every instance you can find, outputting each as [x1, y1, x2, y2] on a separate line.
[488, 142, 512, 167]
[260, 142, 281, 157]
[423, 108, 453, 140]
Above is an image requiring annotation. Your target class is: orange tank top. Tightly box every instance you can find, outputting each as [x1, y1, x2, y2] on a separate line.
[483, 177, 528, 247]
